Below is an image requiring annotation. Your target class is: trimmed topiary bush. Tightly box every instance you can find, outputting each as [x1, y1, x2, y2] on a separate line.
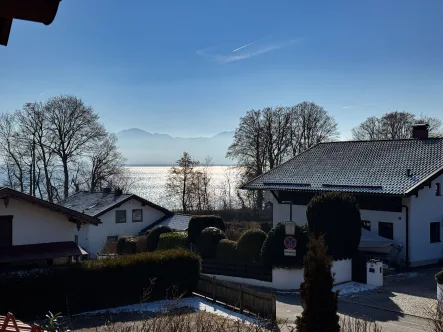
[0, 249, 201, 320]
[237, 229, 267, 263]
[188, 215, 225, 244]
[135, 236, 148, 253]
[146, 226, 172, 252]
[260, 221, 273, 234]
[157, 232, 188, 250]
[306, 192, 361, 260]
[260, 222, 308, 268]
[117, 236, 137, 255]
[436, 271, 443, 284]
[196, 227, 227, 258]
[296, 235, 340, 332]
[216, 239, 237, 261]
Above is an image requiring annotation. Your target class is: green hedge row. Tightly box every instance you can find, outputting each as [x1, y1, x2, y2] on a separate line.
[0, 249, 201, 319]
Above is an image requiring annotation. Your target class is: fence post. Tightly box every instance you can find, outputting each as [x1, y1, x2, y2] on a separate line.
[239, 285, 244, 314]
[212, 276, 216, 303]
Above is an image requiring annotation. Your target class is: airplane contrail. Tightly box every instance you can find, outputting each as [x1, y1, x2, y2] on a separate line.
[232, 37, 265, 53]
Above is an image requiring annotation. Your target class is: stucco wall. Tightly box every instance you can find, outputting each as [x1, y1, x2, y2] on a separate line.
[0, 198, 76, 245]
[80, 198, 166, 254]
[409, 174, 443, 266]
[271, 194, 408, 263]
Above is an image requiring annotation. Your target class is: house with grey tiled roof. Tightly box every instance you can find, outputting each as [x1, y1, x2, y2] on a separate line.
[242, 124, 443, 267]
[59, 189, 173, 257]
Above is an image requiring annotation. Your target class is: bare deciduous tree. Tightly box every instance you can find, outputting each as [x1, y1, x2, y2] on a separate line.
[45, 95, 107, 199]
[352, 111, 443, 140]
[289, 102, 339, 156]
[166, 152, 200, 213]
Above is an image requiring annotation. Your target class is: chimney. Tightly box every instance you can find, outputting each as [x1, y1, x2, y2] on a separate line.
[103, 187, 111, 194]
[412, 123, 429, 139]
[114, 188, 123, 196]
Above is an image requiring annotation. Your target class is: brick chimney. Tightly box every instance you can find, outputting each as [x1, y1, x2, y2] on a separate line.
[412, 123, 429, 139]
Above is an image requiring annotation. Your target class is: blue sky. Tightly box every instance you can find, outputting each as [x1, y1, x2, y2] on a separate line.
[1, 0, 442, 138]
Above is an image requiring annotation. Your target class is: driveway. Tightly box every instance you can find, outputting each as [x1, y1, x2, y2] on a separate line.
[277, 265, 442, 332]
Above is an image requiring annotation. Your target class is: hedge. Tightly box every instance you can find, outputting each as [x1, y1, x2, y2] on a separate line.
[196, 227, 227, 258]
[306, 192, 361, 260]
[117, 236, 137, 255]
[216, 239, 237, 261]
[0, 249, 201, 319]
[436, 271, 443, 284]
[188, 215, 225, 244]
[261, 222, 308, 268]
[146, 226, 172, 252]
[237, 229, 267, 263]
[157, 232, 188, 250]
[136, 236, 148, 253]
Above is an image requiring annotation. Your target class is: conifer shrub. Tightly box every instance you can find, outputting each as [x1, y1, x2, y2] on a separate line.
[188, 215, 225, 244]
[146, 226, 172, 252]
[157, 232, 188, 250]
[306, 192, 361, 260]
[196, 227, 227, 258]
[237, 229, 267, 263]
[116, 236, 137, 255]
[260, 222, 308, 268]
[216, 239, 238, 261]
[296, 235, 340, 332]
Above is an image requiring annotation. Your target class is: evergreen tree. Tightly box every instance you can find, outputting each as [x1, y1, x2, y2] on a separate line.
[296, 235, 340, 332]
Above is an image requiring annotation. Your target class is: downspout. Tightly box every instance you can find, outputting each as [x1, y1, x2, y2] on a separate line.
[402, 204, 410, 266]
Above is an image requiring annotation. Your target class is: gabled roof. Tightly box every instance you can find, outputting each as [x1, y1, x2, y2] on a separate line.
[139, 214, 191, 234]
[59, 191, 172, 217]
[0, 187, 100, 225]
[242, 138, 443, 196]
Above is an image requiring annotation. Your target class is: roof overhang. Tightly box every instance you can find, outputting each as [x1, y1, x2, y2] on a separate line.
[0, 187, 100, 226]
[404, 166, 443, 196]
[0, 0, 61, 46]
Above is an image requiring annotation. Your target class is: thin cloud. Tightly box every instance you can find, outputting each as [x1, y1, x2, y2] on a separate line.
[197, 38, 302, 64]
[39, 93, 45, 96]
[341, 106, 352, 109]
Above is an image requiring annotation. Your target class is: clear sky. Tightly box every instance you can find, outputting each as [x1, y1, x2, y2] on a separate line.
[1, 0, 442, 139]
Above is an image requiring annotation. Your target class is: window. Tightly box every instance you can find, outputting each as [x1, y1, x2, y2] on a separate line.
[437, 183, 441, 196]
[115, 210, 126, 223]
[362, 220, 371, 231]
[378, 222, 393, 240]
[430, 222, 441, 243]
[132, 209, 143, 222]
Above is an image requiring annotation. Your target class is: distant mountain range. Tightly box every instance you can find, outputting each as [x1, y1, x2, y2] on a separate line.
[116, 128, 236, 165]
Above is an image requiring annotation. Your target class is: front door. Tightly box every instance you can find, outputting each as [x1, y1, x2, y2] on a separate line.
[0, 215, 12, 247]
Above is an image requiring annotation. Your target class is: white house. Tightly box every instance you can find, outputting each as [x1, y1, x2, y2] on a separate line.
[0, 187, 99, 264]
[59, 189, 173, 256]
[242, 124, 443, 267]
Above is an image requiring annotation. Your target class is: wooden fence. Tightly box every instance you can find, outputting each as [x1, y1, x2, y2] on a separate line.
[202, 260, 272, 282]
[195, 274, 276, 321]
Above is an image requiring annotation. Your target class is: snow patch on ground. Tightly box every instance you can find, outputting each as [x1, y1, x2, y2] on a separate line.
[75, 297, 256, 323]
[333, 282, 378, 295]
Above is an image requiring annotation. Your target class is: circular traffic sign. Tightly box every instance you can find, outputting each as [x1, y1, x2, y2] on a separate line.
[284, 236, 297, 249]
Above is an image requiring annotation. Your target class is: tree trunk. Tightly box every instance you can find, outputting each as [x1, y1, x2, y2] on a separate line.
[62, 156, 69, 199]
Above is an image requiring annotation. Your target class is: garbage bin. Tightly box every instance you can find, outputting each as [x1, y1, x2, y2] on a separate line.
[366, 259, 383, 287]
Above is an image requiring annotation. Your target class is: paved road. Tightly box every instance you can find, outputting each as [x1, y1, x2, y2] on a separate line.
[277, 294, 431, 332]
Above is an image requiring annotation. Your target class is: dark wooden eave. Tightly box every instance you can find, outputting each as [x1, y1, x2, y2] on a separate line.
[0, 0, 61, 46]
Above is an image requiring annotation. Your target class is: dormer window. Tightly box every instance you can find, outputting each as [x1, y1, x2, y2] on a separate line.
[437, 183, 441, 196]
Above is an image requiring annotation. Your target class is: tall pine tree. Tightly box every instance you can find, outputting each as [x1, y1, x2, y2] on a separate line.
[296, 235, 340, 332]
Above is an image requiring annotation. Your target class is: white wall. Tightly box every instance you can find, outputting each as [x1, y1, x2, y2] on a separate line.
[271, 193, 408, 262]
[80, 198, 167, 254]
[0, 198, 77, 245]
[409, 174, 443, 266]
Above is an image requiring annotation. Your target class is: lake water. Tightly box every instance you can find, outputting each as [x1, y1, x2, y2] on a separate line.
[126, 166, 241, 210]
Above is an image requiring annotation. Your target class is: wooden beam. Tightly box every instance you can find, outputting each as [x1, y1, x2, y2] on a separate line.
[0, 18, 12, 46]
